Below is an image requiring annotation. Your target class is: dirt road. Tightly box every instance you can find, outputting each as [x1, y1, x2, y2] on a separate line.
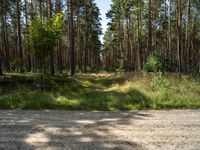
[0, 110, 199, 150]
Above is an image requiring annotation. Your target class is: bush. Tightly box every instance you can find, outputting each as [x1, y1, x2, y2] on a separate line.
[115, 58, 126, 72]
[143, 52, 164, 73]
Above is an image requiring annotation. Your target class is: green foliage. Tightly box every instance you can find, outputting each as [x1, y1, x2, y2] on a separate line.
[143, 52, 164, 73]
[11, 59, 21, 71]
[116, 58, 126, 72]
[53, 13, 64, 38]
[29, 13, 64, 64]
[29, 18, 49, 62]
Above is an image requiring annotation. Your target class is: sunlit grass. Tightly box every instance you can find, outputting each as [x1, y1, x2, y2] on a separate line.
[0, 72, 200, 110]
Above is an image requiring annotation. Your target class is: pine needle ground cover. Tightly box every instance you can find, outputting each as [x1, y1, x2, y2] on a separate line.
[0, 73, 200, 110]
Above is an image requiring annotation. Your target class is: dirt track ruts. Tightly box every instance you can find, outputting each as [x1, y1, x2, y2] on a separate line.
[0, 110, 200, 150]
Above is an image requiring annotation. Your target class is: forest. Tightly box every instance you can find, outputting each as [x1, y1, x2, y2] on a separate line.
[0, 0, 200, 110]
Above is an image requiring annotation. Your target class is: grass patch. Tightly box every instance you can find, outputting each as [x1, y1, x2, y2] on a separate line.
[0, 73, 200, 110]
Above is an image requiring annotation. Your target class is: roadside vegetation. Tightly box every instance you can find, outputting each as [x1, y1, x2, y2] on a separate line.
[0, 0, 199, 111]
[0, 73, 199, 110]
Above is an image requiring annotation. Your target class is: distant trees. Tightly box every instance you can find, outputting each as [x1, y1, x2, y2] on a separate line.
[0, 0, 199, 75]
[0, 0, 102, 76]
[103, 0, 200, 73]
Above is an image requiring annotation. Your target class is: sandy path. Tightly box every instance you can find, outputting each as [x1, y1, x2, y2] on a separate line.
[0, 110, 200, 150]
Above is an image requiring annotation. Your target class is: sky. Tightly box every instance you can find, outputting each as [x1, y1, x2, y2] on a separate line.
[95, 0, 112, 42]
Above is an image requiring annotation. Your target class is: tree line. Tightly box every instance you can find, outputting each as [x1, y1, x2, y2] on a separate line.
[0, 0, 200, 77]
[0, 0, 102, 76]
[103, 0, 200, 73]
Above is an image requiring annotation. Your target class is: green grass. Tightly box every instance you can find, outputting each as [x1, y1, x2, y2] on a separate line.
[0, 72, 200, 110]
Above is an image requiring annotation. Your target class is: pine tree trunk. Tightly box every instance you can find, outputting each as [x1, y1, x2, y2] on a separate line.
[70, 0, 75, 76]
[25, 0, 31, 72]
[147, 0, 152, 56]
[168, 0, 172, 71]
[163, 0, 167, 69]
[16, 0, 23, 73]
[176, 0, 182, 73]
[0, 34, 2, 75]
[0, 57, 2, 75]
[137, 1, 142, 71]
[76, 1, 81, 70]
[127, 17, 131, 71]
[84, 2, 89, 73]
[58, 39, 62, 74]
[49, 0, 55, 76]
[185, 0, 191, 72]
[1, 2, 10, 72]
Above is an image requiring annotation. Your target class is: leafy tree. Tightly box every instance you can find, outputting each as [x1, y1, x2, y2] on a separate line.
[29, 13, 63, 73]
[143, 52, 164, 73]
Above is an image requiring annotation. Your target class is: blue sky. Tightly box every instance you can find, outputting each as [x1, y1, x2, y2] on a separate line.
[95, 0, 112, 42]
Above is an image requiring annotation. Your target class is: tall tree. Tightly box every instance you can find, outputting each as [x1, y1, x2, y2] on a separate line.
[147, 0, 152, 56]
[137, 0, 142, 71]
[185, 0, 191, 72]
[48, 0, 55, 76]
[176, 0, 182, 73]
[16, 0, 23, 72]
[0, 22, 2, 75]
[0, 56, 2, 75]
[1, 0, 10, 72]
[168, 0, 172, 70]
[56, 0, 63, 74]
[69, 0, 75, 76]
[24, 0, 31, 72]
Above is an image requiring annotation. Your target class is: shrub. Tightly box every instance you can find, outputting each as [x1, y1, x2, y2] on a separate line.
[143, 52, 164, 73]
[116, 58, 126, 72]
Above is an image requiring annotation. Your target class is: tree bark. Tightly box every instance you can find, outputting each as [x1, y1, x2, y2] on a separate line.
[168, 0, 172, 71]
[137, 1, 142, 71]
[56, 0, 63, 74]
[0, 26, 2, 75]
[147, 0, 152, 56]
[16, 0, 23, 73]
[176, 0, 182, 73]
[76, 1, 82, 70]
[25, 0, 31, 72]
[127, 17, 131, 71]
[69, 0, 75, 76]
[185, 0, 191, 72]
[48, 0, 55, 76]
[163, 0, 167, 69]
[84, 1, 89, 73]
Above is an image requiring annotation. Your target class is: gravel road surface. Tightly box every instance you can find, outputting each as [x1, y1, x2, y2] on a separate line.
[0, 110, 200, 150]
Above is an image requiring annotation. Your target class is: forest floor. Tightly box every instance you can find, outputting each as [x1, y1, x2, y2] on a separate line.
[0, 72, 200, 110]
[0, 110, 200, 150]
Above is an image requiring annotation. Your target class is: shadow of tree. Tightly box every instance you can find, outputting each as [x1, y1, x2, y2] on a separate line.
[0, 110, 151, 150]
[0, 73, 152, 111]
[49, 73, 151, 111]
[58, 78, 151, 111]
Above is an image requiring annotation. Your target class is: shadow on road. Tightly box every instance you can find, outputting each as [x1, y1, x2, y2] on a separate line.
[0, 110, 152, 150]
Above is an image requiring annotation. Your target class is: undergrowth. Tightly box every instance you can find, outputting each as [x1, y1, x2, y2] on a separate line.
[0, 73, 200, 110]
